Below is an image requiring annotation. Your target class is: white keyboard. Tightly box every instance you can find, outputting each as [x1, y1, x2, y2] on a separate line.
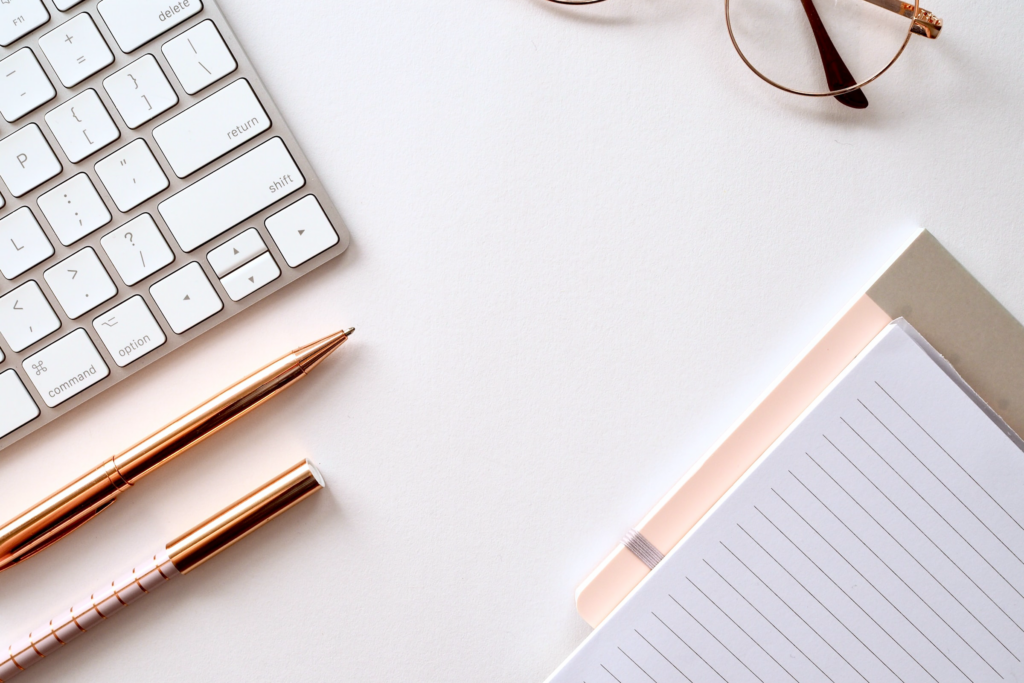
[0, 0, 350, 450]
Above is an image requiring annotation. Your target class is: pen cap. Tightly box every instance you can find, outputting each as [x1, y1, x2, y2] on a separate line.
[166, 460, 325, 574]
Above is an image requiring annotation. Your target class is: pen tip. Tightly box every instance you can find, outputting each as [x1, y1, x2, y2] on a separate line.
[297, 327, 355, 374]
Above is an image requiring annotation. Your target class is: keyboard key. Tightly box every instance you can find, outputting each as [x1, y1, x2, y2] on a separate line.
[266, 195, 339, 267]
[44, 89, 120, 163]
[0, 49, 56, 122]
[94, 139, 168, 212]
[0, 207, 53, 279]
[0, 0, 48, 48]
[54, 0, 86, 10]
[0, 369, 39, 438]
[37, 173, 111, 245]
[97, 0, 202, 54]
[149, 261, 221, 334]
[162, 19, 236, 95]
[0, 280, 60, 352]
[92, 295, 165, 367]
[159, 137, 304, 252]
[207, 227, 266, 277]
[220, 251, 279, 302]
[153, 79, 270, 178]
[100, 212, 173, 285]
[103, 54, 178, 129]
[0, 123, 62, 197]
[43, 246, 117, 319]
[22, 328, 108, 407]
[38, 13, 114, 88]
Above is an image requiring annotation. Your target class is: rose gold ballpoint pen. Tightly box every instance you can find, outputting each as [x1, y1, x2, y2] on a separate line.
[0, 327, 354, 572]
[0, 459, 325, 682]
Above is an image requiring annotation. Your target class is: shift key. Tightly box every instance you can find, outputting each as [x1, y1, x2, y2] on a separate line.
[159, 137, 305, 252]
[98, 0, 203, 53]
[23, 329, 110, 408]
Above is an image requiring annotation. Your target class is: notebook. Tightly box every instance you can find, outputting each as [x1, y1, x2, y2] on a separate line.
[548, 320, 1024, 682]
[575, 230, 1024, 628]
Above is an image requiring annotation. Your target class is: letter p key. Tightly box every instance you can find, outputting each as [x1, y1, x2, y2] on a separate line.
[0, 124, 63, 197]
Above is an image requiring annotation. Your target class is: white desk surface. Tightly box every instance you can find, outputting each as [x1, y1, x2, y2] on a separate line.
[0, 1, 1018, 681]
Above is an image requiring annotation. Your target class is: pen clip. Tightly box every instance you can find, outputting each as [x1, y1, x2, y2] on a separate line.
[5, 500, 116, 568]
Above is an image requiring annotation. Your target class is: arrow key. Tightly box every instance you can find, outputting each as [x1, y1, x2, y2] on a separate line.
[150, 261, 222, 334]
[265, 195, 339, 268]
[220, 252, 279, 302]
[206, 227, 267, 277]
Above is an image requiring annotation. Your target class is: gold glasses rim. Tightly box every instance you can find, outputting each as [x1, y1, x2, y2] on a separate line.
[543, 0, 943, 99]
[724, 0, 918, 98]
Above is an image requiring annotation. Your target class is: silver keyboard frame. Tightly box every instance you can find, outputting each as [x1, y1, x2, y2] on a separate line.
[0, 0, 350, 451]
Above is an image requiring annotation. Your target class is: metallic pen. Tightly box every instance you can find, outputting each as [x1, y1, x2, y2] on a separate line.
[0, 328, 353, 572]
[0, 459, 325, 681]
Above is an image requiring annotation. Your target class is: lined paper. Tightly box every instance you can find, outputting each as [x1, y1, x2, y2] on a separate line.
[549, 322, 1024, 683]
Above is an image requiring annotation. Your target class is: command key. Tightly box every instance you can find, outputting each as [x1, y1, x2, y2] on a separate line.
[23, 329, 110, 408]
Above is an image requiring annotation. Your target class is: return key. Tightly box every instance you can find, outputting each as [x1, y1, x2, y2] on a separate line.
[153, 79, 270, 178]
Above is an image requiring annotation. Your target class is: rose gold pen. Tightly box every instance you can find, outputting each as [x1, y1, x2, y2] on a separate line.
[0, 459, 325, 681]
[0, 327, 354, 572]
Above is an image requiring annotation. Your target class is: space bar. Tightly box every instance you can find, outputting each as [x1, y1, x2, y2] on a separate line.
[158, 137, 305, 252]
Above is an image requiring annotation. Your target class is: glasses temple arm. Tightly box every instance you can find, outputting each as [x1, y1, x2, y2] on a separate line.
[799, 0, 869, 109]
[862, 0, 943, 38]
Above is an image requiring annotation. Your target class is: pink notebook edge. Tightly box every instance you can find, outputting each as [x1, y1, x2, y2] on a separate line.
[575, 229, 1024, 627]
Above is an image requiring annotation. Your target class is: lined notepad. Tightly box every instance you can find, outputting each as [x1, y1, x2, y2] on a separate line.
[549, 321, 1024, 683]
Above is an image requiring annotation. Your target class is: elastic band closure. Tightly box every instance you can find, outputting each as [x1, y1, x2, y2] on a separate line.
[621, 529, 664, 570]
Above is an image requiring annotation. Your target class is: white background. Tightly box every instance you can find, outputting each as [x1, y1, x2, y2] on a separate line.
[0, 1, 1020, 681]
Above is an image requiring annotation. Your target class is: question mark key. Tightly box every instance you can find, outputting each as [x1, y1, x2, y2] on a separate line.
[99, 213, 174, 286]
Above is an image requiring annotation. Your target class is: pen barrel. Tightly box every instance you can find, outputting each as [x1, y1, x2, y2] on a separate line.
[167, 460, 325, 573]
[0, 551, 178, 682]
[0, 357, 305, 573]
[0, 328, 348, 574]
[113, 356, 306, 483]
[0, 459, 326, 680]
[0, 462, 127, 571]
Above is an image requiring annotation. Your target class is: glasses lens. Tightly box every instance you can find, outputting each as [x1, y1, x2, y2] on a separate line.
[727, 0, 915, 96]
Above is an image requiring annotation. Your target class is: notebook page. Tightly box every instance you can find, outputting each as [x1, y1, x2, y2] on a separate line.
[549, 322, 1024, 683]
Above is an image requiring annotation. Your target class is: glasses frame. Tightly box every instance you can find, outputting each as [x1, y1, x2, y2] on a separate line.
[727, 0, 922, 98]
[543, 0, 943, 100]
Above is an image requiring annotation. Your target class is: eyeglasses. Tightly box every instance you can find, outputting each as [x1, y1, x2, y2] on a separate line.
[544, 0, 942, 109]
